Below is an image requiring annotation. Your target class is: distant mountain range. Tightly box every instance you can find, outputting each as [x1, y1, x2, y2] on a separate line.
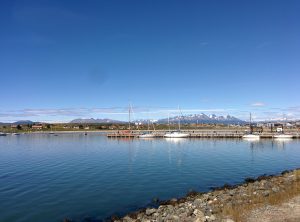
[69, 114, 245, 125]
[5, 115, 297, 125]
[69, 118, 125, 124]
[12, 120, 35, 125]
[0, 120, 36, 125]
[157, 114, 245, 124]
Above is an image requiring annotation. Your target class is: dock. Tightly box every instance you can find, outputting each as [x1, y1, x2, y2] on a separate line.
[107, 130, 300, 139]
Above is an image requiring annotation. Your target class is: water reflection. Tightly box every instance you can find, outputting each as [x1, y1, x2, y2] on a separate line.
[273, 138, 293, 149]
[248, 140, 265, 150]
[164, 138, 188, 144]
[242, 138, 260, 141]
[246, 139, 295, 151]
[1, 135, 300, 222]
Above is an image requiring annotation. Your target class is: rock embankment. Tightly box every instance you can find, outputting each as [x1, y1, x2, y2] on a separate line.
[111, 169, 300, 222]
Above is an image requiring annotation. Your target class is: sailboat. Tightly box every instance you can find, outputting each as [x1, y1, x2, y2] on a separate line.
[274, 115, 293, 139]
[0, 132, 7, 136]
[242, 113, 260, 140]
[164, 107, 189, 138]
[138, 117, 156, 138]
[274, 134, 293, 139]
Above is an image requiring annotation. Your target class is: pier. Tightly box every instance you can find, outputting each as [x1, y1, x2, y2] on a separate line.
[107, 130, 300, 139]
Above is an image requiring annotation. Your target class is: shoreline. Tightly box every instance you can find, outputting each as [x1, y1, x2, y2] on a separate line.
[99, 168, 300, 222]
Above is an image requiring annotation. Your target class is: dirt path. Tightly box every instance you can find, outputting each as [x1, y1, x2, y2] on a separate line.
[246, 195, 300, 222]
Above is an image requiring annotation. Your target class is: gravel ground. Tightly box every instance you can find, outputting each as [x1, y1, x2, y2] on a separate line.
[246, 195, 300, 222]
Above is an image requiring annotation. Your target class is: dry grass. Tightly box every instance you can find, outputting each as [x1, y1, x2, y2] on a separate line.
[221, 170, 300, 222]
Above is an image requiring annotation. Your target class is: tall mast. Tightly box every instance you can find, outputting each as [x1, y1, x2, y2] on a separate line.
[147, 116, 150, 132]
[249, 112, 252, 133]
[178, 105, 181, 131]
[128, 103, 131, 130]
[168, 113, 170, 132]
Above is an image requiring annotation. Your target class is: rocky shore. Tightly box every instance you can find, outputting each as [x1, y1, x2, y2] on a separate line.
[108, 169, 300, 222]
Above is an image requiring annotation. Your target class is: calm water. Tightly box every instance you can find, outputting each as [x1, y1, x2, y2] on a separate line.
[0, 133, 300, 222]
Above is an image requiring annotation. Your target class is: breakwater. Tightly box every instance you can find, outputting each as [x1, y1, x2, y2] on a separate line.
[108, 169, 300, 222]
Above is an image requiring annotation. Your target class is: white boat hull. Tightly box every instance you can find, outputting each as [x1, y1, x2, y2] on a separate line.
[164, 132, 189, 138]
[274, 134, 293, 139]
[138, 134, 156, 138]
[242, 134, 260, 140]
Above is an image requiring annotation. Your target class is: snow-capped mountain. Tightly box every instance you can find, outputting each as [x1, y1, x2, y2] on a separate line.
[69, 118, 124, 124]
[158, 113, 245, 124]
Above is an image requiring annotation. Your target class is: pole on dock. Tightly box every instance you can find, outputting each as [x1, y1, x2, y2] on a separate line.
[128, 103, 131, 131]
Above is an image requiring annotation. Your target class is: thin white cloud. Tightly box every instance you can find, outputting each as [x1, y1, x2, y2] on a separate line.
[251, 102, 265, 107]
[1, 106, 300, 123]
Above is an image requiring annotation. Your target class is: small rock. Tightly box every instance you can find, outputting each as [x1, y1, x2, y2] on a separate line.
[272, 187, 280, 193]
[194, 198, 202, 206]
[210, 215, 216, 221]
[172, 215, 180, 221]
[170, 198, 177, 202]
[222, 219, 235, 222]
[193, 217, 206, 222]
[145, 208, 156, 216]
[123, 216, 134, 222]
[229, 190, 235, 196]
[262, 190, 270, 197]
[193, 209, 205, 217]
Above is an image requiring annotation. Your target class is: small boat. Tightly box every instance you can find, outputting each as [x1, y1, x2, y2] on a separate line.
[12, 133, 20, 135]
[164, 131, 189, 138]
[274, 134, 293, 139]
[243, 113, 260, 140]
[242, 134, 260, 140]
[0, 132, 7, 136]
[164, 107, 189, 138]
[138, 117, 156, 138]
[138, 133, 156, 138]
[273, 120, 293, 139]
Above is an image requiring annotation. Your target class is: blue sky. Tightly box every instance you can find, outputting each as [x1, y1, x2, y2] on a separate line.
[0, 0, 299, 122]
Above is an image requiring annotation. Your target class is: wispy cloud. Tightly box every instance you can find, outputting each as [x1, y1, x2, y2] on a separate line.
[1, 106, 300, 123]
[0, 107, 234, 122]
[251, 102, 265, 107]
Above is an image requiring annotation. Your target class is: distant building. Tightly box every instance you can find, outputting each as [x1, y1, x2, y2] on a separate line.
[11, 125, 18, 128]
[285, 122, 293, 127]
[73, 126, 80, 129]
[276, 127, 283, 132]
[32, 125, 43, 130]
[256, 123, 264, 127]
[266, 123, 275, 127]
[84, 126, 90, 130]
[109, 125, 117, 130]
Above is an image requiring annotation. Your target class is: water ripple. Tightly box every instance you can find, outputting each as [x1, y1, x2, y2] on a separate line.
[0, 135, 300, 222]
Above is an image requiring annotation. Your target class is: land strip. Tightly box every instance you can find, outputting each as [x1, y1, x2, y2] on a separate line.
[108, 169, 300, 222]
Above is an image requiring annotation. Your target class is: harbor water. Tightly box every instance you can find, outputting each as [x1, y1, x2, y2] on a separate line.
[0, 133, 299, 221]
